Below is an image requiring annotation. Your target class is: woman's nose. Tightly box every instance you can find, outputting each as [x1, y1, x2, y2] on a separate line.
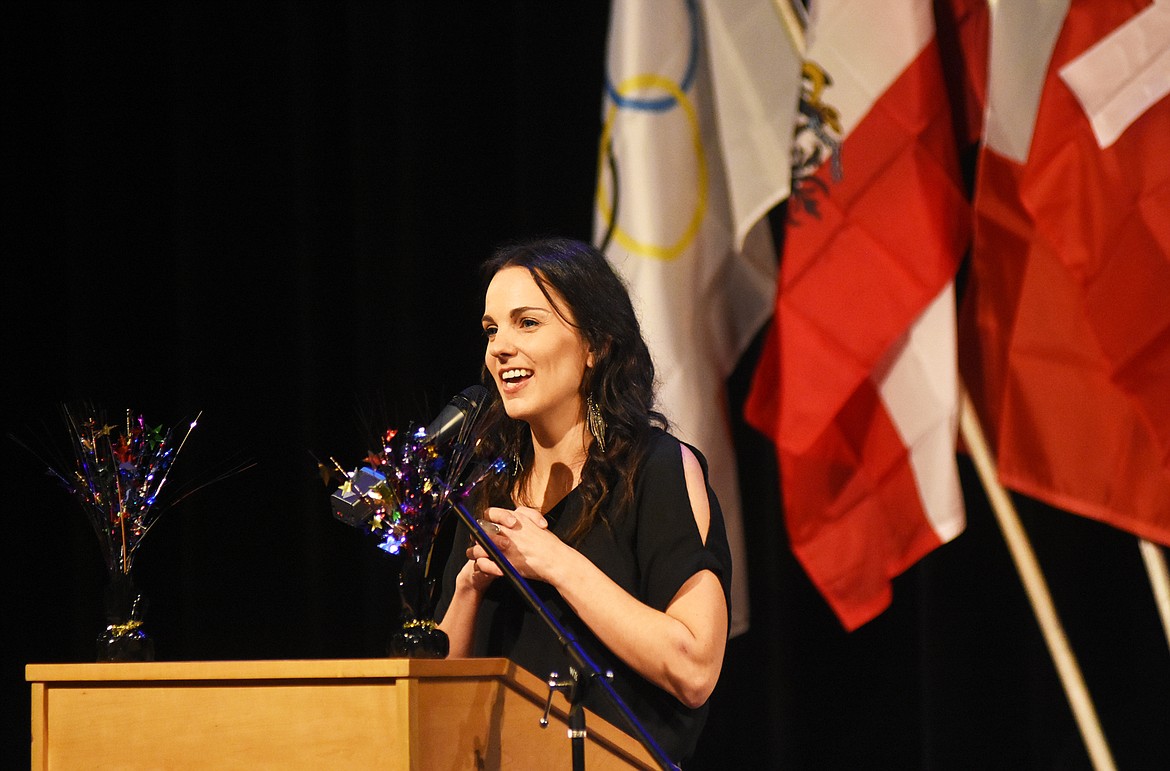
[487, 327, 514, 358]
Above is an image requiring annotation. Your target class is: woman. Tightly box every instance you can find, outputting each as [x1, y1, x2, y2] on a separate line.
[436, 237, 731, 763]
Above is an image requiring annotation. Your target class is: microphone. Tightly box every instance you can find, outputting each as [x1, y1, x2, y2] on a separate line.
[418, 385, 489, 446]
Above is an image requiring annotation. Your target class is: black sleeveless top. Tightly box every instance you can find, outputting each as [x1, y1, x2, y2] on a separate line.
[436, 429, 732, 763]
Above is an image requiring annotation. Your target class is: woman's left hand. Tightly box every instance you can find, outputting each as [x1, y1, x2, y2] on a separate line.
[466, 505, 563, 581]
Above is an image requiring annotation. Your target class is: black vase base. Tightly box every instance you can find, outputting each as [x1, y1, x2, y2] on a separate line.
[388, 624, 449, 659]
[97, 627, 155, 662]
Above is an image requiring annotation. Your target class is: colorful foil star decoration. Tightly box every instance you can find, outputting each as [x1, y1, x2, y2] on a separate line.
[45, 404, 201, 577]
[328, 425, 469, 556]
[325, 387, 500, 558]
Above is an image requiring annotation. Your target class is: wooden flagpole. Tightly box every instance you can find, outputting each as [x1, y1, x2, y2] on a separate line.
[1138, 538, 1170, 655]
[958, 388, 1117, 771]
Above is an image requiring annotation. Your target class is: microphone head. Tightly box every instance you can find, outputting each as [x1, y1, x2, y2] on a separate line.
[420, 385, 489, 446]
[451, 384, 489, 413]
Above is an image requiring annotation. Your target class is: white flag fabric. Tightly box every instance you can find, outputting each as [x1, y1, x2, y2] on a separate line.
[1058, 0, 1170, 149]
[594, 0, 803, 636]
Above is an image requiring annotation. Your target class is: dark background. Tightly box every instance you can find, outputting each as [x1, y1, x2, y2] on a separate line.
[4, 3, 1169, 768]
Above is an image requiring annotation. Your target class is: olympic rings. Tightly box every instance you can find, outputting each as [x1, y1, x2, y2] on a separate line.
[595, 72, 709, 261]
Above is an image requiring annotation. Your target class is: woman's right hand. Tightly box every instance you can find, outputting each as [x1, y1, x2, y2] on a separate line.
[457, 557, 497, 595]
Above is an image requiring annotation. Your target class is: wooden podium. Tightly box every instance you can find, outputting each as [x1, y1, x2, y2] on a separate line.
[26, 658, 657, 770]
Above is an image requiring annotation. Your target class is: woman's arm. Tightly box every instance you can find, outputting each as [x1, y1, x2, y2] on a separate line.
[472, 444, 728, 707]
[556, 558, 726, 708]
[436, 561, 487, 657]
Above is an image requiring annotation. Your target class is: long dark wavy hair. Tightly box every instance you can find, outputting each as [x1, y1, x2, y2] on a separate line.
[472, 237, 666, 543]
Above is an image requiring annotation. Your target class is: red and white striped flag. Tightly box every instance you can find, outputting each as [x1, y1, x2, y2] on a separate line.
[745, 0, 969, 630]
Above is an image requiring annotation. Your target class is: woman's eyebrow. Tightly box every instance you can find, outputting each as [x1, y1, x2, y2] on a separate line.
[509, 305, 549, 317]
[482, 305, 551, 324]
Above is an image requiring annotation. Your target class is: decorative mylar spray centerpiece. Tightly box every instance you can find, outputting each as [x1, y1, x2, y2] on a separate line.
[32, 404, 201, 661]
[324, 385, 502, 657]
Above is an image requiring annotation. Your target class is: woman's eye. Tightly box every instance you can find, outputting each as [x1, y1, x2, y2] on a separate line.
[520, 318, 539, 329]
[483, 326, 497, 338]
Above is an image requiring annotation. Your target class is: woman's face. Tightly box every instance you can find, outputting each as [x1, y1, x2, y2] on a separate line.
[482, 266, 593, 434]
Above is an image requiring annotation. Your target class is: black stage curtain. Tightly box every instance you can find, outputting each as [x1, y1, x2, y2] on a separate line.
[4, 3, 1168, 768]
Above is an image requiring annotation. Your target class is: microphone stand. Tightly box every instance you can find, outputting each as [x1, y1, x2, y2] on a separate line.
[447, 493, 678, 771]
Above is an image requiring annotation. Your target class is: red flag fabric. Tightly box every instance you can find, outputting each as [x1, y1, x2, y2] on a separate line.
[745, 0, 969, 631]
[961, 0, 1170, 545]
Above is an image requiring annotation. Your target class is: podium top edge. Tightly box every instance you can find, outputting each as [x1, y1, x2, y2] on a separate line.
[26, 657, 516, 683]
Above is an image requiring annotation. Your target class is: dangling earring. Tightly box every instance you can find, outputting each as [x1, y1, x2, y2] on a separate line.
[510, 446, 523, 477]
[587, 394, 607, 454]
